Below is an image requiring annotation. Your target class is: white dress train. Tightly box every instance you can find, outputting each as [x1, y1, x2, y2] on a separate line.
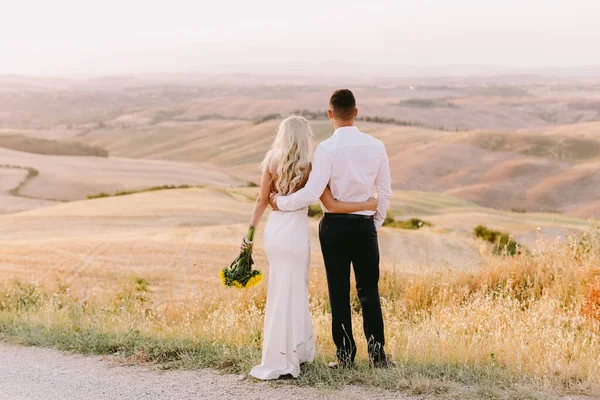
[250, 208, 316, 380]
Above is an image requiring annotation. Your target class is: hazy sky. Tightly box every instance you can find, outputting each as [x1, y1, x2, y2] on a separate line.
[2, 0, 599, 76]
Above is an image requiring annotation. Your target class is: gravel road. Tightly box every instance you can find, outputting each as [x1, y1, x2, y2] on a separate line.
[0, 342, 414, 400]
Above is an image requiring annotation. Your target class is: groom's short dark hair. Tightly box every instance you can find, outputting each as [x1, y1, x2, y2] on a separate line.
[329, 89, 356, 120]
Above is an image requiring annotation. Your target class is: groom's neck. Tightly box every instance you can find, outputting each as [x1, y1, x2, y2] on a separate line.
[332, 120, 355, 130]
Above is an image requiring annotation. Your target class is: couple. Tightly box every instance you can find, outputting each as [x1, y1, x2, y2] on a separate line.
[245, 89, 392, 380]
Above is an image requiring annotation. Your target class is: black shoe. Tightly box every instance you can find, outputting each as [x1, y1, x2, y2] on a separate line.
[370, 350, 394, 368]
[372, 356, 396, 368]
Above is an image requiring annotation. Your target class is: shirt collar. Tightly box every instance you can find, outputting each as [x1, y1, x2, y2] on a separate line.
[333, 126, 360, 135]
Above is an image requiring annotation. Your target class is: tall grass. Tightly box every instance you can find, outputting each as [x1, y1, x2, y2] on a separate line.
[1, 227, 599, 398]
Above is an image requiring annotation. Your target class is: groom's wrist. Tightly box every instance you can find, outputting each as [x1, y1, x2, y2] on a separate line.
[274, 196, 283, 210]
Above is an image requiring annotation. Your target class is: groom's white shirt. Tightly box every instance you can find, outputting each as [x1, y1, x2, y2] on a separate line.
[276, 125, 392, 230]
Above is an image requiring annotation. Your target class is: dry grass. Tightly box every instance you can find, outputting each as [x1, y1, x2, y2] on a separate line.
[0, 186, 591, 291]
[1, 225, 599, 398]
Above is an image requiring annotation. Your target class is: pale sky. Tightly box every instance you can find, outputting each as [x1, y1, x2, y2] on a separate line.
[1, 0, 599, 76]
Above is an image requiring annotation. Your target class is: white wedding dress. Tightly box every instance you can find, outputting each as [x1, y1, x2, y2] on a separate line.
[249, 206, 316, 380]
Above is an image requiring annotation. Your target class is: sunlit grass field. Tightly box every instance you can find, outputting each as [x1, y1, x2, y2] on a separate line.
[0, 187, 596, 399]
[2, 224, 600, 399]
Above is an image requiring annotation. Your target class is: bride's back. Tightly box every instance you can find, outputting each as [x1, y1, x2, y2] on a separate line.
[268, 163, 311, 196]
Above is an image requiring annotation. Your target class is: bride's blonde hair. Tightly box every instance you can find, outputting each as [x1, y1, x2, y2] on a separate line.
[261, 116, 313, 195]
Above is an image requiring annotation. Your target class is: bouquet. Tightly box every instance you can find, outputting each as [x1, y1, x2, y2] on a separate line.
[219, 226, 263, 288]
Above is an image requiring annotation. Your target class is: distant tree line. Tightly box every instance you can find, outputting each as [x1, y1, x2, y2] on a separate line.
[396, 98, 459, 109]
[254, 110, 463, 131]
[356, 116, 460, 131]
[253, 114, 282, 125]
[290, 109, 461, 131]
[196, 114, 245, 122]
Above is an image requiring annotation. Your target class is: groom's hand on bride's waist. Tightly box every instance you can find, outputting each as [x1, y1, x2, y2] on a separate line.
[269, 192, 280, 211]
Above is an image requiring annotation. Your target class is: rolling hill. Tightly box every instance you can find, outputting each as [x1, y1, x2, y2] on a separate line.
[74, 116, 600, 219]
[0, 146, 239, 203]
[0, 133, 108, 157]
[1, 74, 599, 223]
[2, 74, 599, 130]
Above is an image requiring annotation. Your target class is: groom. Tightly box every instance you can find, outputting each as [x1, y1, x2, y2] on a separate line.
[270, 89, 392, 368]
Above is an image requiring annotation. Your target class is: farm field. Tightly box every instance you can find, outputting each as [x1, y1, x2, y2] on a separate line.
[0, 73, 599, 399]
[0, 187, 590, 300]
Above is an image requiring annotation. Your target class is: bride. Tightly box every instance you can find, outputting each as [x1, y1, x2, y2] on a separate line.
[244, 116, 378, 380]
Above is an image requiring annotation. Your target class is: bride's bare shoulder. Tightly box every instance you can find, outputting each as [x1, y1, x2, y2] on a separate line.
[264, 151, 277, 175]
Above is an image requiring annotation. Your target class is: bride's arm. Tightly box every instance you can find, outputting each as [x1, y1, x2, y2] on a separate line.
[320, 186, 378, 214]
[249, 167, 273, 228]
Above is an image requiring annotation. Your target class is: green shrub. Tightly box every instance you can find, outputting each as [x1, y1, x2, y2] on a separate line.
[399, 218, 432, 230]
[384, 217, 432, 230]
[474, 225, 523, 256]
[308, 204, 323, 218]
[383, 212, 396, 226]
[87, 192, 110, 199]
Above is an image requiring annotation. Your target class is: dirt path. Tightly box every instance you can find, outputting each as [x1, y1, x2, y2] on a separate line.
[0, 342, 415, 400]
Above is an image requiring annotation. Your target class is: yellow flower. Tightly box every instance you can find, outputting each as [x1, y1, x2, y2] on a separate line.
[219, 270, 226, 286]
[246, 273, 263, 288]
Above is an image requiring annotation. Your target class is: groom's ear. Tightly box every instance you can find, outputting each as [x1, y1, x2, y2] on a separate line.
[327, 109, 334, 119]
[354, 108, 358, 117]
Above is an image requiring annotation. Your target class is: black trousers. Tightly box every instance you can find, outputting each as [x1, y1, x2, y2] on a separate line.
[319, 214, 386, 364]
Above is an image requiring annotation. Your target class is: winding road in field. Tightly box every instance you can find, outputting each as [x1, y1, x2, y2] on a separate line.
[0, 342, 414, 400]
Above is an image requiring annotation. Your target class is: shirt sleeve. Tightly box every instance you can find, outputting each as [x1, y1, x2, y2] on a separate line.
[374, 145, 392, 230]
[276, 144, 332, 211]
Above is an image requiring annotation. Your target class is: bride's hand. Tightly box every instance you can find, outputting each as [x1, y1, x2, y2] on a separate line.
[366, 197, 378, 211]
[240, 235, 252, 251]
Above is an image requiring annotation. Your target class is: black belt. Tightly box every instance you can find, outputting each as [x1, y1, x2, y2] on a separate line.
[324, 213, 374, 220]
